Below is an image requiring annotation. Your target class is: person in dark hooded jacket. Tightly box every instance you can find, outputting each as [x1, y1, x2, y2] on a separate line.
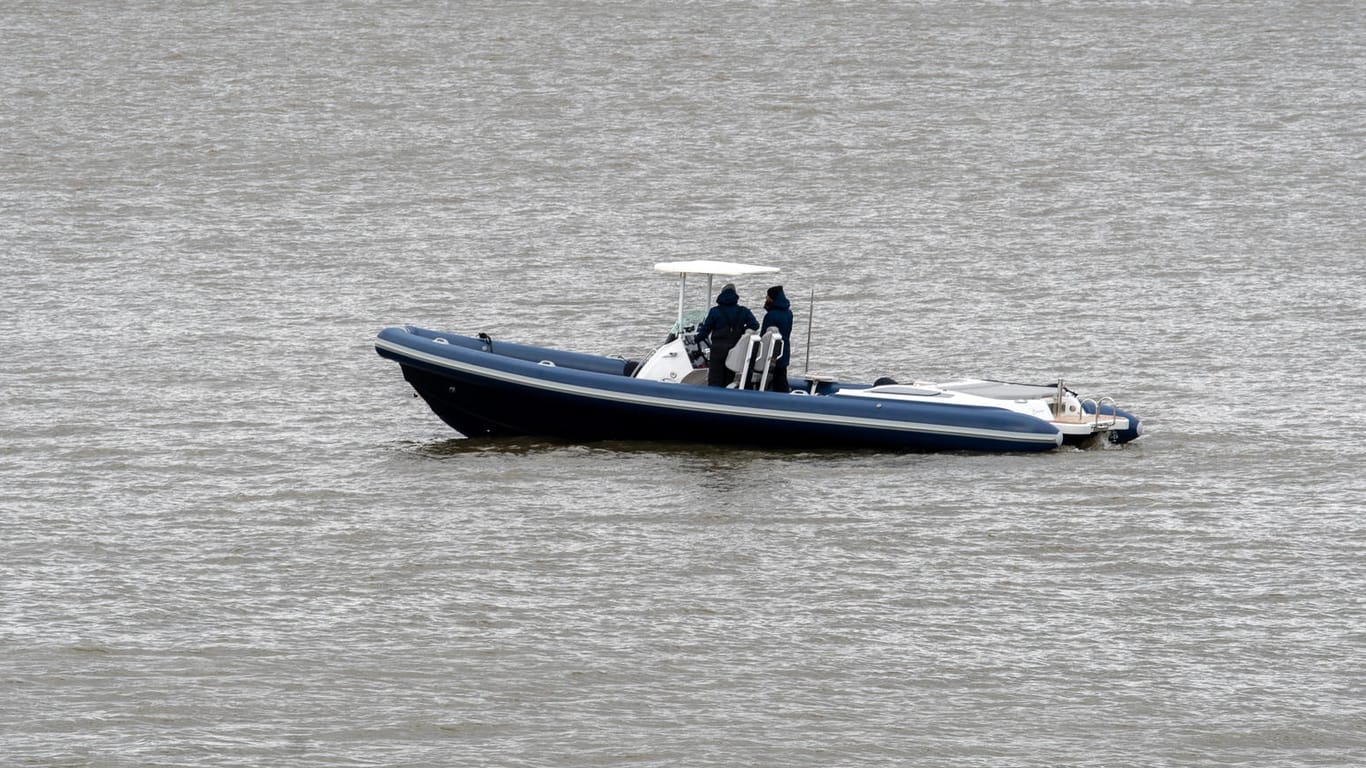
[693, 283, 758, 387]
[760, 285, 794, 392]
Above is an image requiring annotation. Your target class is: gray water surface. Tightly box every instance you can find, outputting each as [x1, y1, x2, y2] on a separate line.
[3, 1, 1364, 766]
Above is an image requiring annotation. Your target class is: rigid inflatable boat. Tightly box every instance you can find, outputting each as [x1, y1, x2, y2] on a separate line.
[375, 261, 1142, 453]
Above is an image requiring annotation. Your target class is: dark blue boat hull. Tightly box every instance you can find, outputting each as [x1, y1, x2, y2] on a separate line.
[376, 326, 1064, 452]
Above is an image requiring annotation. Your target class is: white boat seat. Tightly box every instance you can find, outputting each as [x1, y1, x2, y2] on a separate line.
[724, 330, 758, 374]
[726, 328, 784, 390]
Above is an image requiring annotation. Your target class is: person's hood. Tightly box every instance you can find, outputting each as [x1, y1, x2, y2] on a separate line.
[716, 285, 739, 306]
[765, 286, 790, 310]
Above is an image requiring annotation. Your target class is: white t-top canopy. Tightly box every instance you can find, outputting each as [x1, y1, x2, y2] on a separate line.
[654, 261, 781, 331]
[654, 260, 779, 277]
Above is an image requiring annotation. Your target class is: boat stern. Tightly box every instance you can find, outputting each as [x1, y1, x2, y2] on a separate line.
[1061, 401, 1144, 446]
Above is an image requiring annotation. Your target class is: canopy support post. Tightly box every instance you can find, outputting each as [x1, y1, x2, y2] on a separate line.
[677, 273, 687, 329]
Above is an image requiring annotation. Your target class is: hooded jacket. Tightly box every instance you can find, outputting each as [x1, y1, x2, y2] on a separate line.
[760, 286, 793, 367]
[694, 285, 758, 348]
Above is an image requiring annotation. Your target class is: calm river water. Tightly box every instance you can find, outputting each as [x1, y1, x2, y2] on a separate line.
[3, 1, 1363, 766]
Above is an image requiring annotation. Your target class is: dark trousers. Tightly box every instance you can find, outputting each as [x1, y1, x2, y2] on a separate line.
[766, 365, 789, 393]
[707, 343, 735, 387]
